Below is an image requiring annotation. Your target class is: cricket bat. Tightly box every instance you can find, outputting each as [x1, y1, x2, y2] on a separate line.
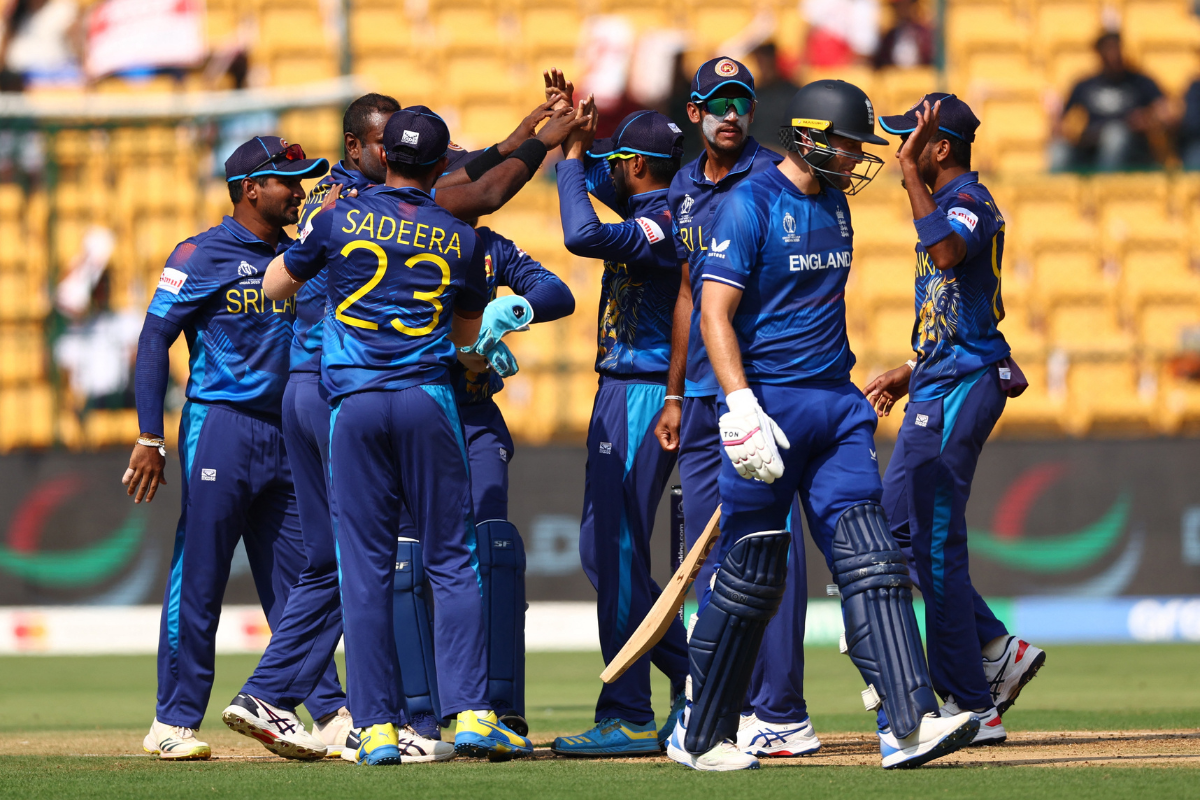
[599, 505, 721, 684]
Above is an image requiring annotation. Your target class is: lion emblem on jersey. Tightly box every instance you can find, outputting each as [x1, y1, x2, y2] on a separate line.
[917, 273, 959, 351]
[597, 261, 645, 370]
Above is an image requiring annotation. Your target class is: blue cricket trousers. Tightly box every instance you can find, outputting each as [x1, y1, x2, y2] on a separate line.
[880, 365, 1009, 711]
[329, 384, 488, 728]
[242, 373, 346, 715]
[156, 401, 345, 729]
[579, 375, 689, 725]
[678, 395, 809, 724]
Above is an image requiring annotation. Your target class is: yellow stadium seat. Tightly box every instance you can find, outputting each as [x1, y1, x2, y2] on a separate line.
[1100, 200, 1182, 252]
[445, 55, 519, 103]
[1012, 203, 1097, 255]
[1034, 2, 1104, 57]
[689, 7, 757, 49]
[1138, 300, 1200, 355]
[853, 253, 915, 310]
[1048, 302, 1132, 356]
[1139, 47, 1199, 96]
[258, 6, 329, 56]
[435, 7, 502, 50]
[0, 272, 48, 321]
[521, 7, 582, 50]
[864, 304, 917, 361]
[876, 66, 938, 116]
[1124, 0, 1200, 51]
[357, 54, 439, 102]
[998, 304, 1045, 359]
[946, 5, 1029, 56]
[0, 220, 23, 269]
[0, 384, 53, 451]
[271, 55, 339, 86]
[1033, 249, 1114, 307]
[1160, 362, 1200, 433]
[1049, 48, 1099, 93]
[853, 213, 917, 255]
[597, 2, 670, 31]
[493, 370, 558, 443]
[1089, 172, 1170, 209]
[978, 98, 1049, 154]
[1122, 246, 1200, 309]
[456, 100, 525, 149]
[1067, 359, 1158, 436]
[350, 7, 412, 54]
[965, 54, 1046, 96]
[0, 325, 44, 385]
[991, 359, 1065, 437]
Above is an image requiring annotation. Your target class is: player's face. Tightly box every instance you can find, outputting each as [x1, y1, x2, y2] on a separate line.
[822, 133, 864, 191]
[258, 176, 306, 227]
[689, 87, 754, 155]
[355, 112, 391, 184]
[609, 157, 632, 204]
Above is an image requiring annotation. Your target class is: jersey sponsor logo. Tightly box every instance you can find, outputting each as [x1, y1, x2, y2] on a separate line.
[788, 250, 851, 271]
[402, 130, 420, 145]
[484, 253, 494, 280]
[709, 238, 730, 258]
[157, 267, 187, 294]
[948, 206, 978, 232]
[201, 468, 216, 481]
[714, 58, 739, 76]
[299, 215, 315, 243]
[782, 212, 802, 243]
[636, 216, 665, 244]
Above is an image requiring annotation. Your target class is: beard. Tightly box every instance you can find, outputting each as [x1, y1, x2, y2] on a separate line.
[702, 112, 749, 153]
[611, 163, 631, 206]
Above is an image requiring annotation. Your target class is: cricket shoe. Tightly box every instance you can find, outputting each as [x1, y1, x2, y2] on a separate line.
[941, 699, 1006, 745]
[353, 723, 404, 766]
[552, 718, 660, 757]
[656, 687, 686, 750]
[878, 711, 978, 769]
[143, 718, 211, 760]
[498, 712, 529, 738]
[454, 710, 533, 761]
[221, 693, 326, 760]
[665, 710, 759, 771]
[341, 725, 455, 764]
[737, 712, 822, 757]
[313, 707, 354, 758]
[410, 711, 442, 741]
[984, 637, 1046, 714]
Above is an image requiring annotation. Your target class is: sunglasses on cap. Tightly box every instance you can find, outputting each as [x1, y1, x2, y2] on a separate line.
[701, 97, 753, 118]
[246, 143, 307, 176]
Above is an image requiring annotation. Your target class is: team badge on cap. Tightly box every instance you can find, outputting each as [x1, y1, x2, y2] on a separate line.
[715, 58, 739, 76]
[402, 130, 420, 145]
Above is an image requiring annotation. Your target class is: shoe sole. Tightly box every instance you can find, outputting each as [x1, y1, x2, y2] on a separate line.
[454, 742, 533, 762]
[968, 734, 1008, 747]
[996, 651, 1047, 715]
[551, 745, 661, 758]
[221, 709, 325, 761]
[883, 717, 979, 770]
[145, 744, 211, 760]
[747, 744, 822, 757]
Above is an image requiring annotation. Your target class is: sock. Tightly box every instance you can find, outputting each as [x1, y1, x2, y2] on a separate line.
[981, 635, 1012, 661]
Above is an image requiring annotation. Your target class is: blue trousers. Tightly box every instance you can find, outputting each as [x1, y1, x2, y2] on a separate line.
[880, 366, 1009, 711]
[709, 382, 883, 599]
[579, 376, 689, 725]
[330, 384, 488, 728]
[678, 395, 809, 724]
[243, 374, 346, 716]
[156, 401, 345, 728]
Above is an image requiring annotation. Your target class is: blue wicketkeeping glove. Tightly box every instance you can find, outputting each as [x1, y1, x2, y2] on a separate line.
[471, 296, 534, 354]
[484, 341, 519, 378]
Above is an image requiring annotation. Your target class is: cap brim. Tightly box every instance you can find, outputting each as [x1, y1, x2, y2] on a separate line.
[878, 115, 916, 136]
[690, 79, 756, 101]
[234, 157, 330, 181]
[443, 147, 485, 174]
[587, 137, 617, 158]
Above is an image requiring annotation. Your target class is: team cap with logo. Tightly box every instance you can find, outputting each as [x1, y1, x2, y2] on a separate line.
[588, 110, 685, 160]
[880, 92, 980, 143]
[224, 136, 329, 182]
[383, 105, 452, 165]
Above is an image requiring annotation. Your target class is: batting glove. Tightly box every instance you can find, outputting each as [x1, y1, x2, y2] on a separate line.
[719, 388, 790, 483]
[471, 296, 534, 354]
[484, 341, 519, 377]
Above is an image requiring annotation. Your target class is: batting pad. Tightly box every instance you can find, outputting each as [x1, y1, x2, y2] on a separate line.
[392, 537, 443, 724]
[684, 530, 790, 755]
[477, 520, 527, 718]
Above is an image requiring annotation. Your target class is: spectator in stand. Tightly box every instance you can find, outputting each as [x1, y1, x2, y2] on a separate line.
[873, 0, 934, 69]
[747, 42, 799, 152]
[801, 0, 880, 69]
[1179, 76, 1200, 170]
[1051, 31, 1170, 172]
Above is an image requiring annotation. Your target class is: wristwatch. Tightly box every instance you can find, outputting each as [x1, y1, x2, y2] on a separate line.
[137, 437, 167, 457]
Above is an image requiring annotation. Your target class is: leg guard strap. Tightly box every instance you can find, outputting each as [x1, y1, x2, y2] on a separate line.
[685, 530, 790, 755]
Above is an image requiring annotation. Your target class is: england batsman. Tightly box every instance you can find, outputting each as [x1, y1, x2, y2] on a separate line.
[865, 94, 1046, 745]
[658, 55, 819, 758]
[665, 80, 978, 771]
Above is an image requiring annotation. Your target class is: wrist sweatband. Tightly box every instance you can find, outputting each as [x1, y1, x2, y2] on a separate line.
[905, 359, 917, 371]
[914, 208, 955, 248]
[511, 139, 548, 175]
[464, 145, 504, 182]
[665, 395, 684, 403]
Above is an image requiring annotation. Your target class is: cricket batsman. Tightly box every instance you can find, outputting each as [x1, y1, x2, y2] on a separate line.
[665, 80, 978, 771]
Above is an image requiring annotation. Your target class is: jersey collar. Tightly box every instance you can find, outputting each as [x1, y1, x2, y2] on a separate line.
[364, 184, 439, 206]
[688, 136, 764, 187]
[932, 171, 980, 203]
[220, 215, 292, 252]
[625, 186, 669, 218]
[330, 160, 372, 190]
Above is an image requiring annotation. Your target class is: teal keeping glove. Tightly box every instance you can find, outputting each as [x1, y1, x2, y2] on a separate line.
[485, 341, 519, 378]
[472, 296, 534, 354]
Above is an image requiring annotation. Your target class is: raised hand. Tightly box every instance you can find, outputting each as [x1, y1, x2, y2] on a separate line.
[501, 99, 559, 155]
[543, 67, 575, 111]
[896, 99, 941, 169]
[536, 103, 592, 150]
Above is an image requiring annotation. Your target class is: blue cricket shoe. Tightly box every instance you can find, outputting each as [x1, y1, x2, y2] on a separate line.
[552, 718, 660, 757]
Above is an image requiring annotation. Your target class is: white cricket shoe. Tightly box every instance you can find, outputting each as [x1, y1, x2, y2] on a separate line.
[665, 711, 760, 771]
[143, 718, 211, 760]
[941, 699, 1006, 745]
[737, 712, 821, 757]
[984, 636, 1046, 714]
[222, 693, 327, 761]
[878, 711, 978, 769]
[314, 707, 354, 758]
[340, 726, 455, 764]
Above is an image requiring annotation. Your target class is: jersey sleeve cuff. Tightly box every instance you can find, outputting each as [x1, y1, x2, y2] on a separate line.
[701, 265, 747, 290]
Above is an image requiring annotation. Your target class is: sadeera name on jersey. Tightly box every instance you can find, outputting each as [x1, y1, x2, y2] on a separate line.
[340, 208, 463, 258]
[789, 249, 851, 272]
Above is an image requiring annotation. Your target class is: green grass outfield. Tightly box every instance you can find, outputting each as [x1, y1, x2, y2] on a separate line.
[1, 645, 1199, 799]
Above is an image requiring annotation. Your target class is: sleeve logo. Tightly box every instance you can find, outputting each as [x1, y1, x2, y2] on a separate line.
[157, 267, 187, 294]
[299, 216, 314, 243]
[636, 216, 665, 243]
[709, 238, 730, 258]
[947, 207, 978, 232]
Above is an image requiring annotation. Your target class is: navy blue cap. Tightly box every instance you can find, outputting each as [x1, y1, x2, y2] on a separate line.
[225, 136, 328, 182]
[690, 56, 756, 102]
[588, 110, 685, 160]
[384, 106, 451, 165]
[443, 142, 483, 173]
[879, 92, 980, 143]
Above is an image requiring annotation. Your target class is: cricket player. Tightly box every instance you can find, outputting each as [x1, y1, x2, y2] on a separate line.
[658, 56, 819, 758]
[263, 107, 543, 766]
[864, 94, 1046, 745]
[550, 101, 690, 756]
[665, 80, 978, 772]
[125, 135, 342, 760]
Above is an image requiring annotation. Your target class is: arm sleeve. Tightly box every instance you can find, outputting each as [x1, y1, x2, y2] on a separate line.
[944, 193, 1000, 261]
[494, 236, 575, 323]
[556, 159, 667, 264]
[456, 233, 491, 314]
[135, 313, 182, 438]
[282, 207, 334, 281]
[700, 187, 762, 290]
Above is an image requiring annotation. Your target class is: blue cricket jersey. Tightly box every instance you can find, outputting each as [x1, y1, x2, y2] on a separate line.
[453, 227, 573, 405]
[283, 185, 489, 401]
[557, 157, 680, 379]
[699, 165, 855, 385]
[668, 137, 782, 397]
[290, 161, 374, 374]
[908, 171, 1010, 402]
[147, 216, 295, 416]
